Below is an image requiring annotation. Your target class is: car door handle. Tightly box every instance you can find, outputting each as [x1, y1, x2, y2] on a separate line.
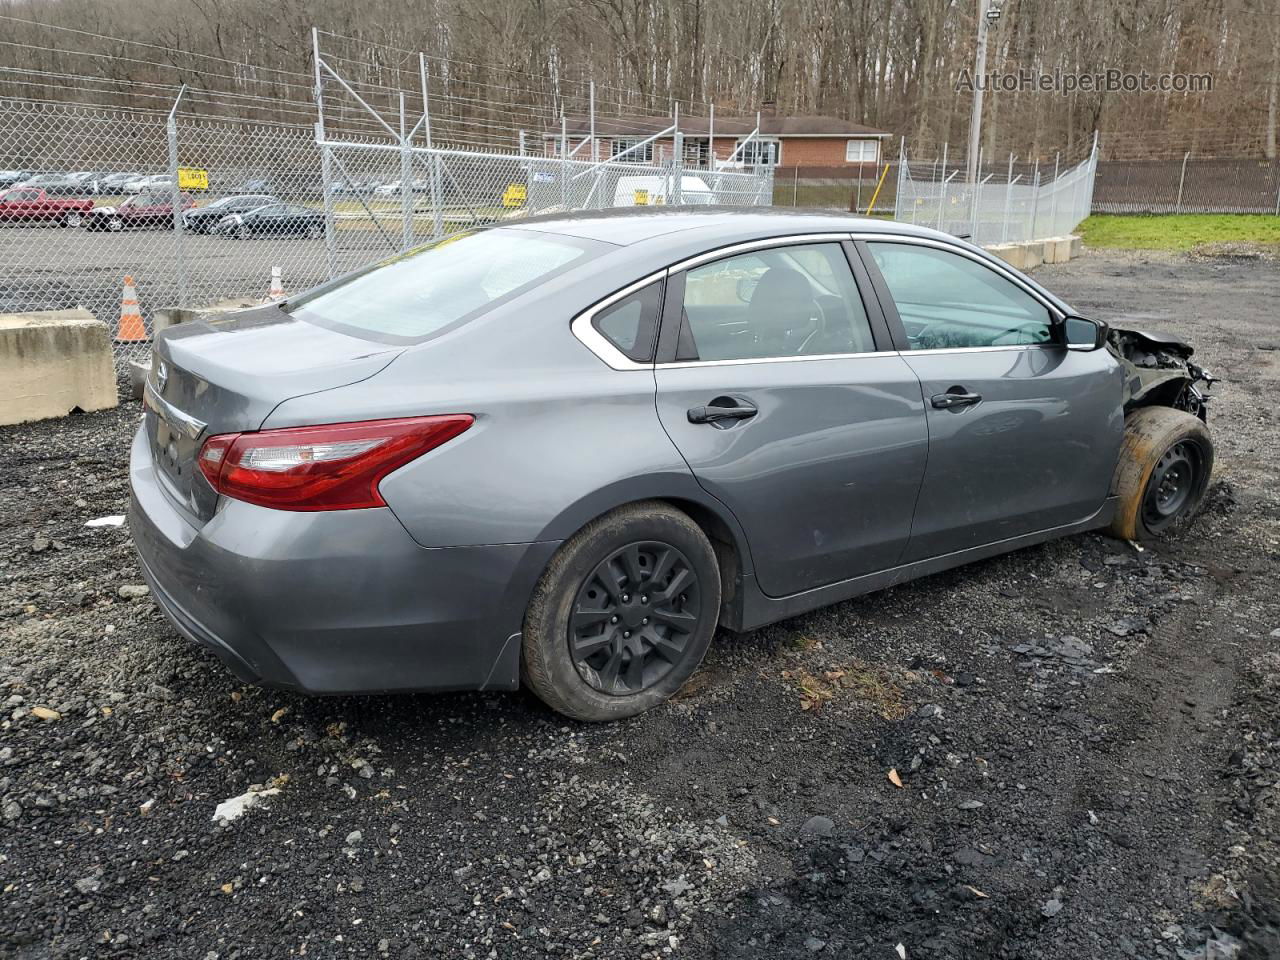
[931, 392, 983, 409]
[687, 399, 758, 424]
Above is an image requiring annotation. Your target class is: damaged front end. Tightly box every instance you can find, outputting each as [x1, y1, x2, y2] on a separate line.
[1108, 328, 1217, 421]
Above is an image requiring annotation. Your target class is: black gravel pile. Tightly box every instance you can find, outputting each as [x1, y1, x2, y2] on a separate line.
[2, 251, 1278, 958]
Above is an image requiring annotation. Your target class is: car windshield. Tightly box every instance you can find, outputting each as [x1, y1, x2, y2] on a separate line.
[291, 228, 601, 344]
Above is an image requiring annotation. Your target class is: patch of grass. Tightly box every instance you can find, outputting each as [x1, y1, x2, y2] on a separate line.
[1078, 214, 1280, 252]
[782, 659, 908, 718]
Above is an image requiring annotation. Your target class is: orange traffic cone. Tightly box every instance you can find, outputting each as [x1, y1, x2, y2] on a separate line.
[268, 266, 285, 300]
[115, 275, 148, 342]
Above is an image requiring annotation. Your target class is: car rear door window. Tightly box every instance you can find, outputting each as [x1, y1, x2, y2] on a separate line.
[676, 243, 875, 361]
[592, 281, 663, 362]
[867, 242, 1053, 349]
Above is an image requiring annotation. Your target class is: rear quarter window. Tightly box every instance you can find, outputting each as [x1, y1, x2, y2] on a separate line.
[591, 281, 664, 362]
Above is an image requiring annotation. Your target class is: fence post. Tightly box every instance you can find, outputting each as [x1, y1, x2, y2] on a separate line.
[1176, 150, 1190, 214]
[399, 93, 413, 251]
[560, 116, 568, 208]
[1275, 160, 1280, 215]
[589, 81, 597, 163]
[314, 28, 338, 279]
[937, 142, 948, 231]
[418, 52, 442, 239]
[1049, 151, 1060, 235]
[1002, 153, 1014, 243]
[896, 138, 910, 223]
[1030, 161, 1041, 241]
[166, 85, 187, 309]
[673, 103, 683, 205]
[793, 166, 800, 206]
[969, 173, 979, 241]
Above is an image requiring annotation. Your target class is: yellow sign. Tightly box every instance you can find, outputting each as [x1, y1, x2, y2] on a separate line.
[502, 183, 527, 208]
[177, 167, 209, 190]
[633, 189, 649, 206]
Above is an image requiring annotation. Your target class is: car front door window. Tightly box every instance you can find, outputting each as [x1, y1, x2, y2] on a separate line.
[678, 243, 876, 361]
[867, 242, 1053, 349]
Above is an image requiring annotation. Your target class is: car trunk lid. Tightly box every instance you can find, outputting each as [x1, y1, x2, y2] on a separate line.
[143, 303, 402, 523]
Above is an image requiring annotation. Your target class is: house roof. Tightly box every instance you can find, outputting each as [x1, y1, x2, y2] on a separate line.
[545, 113, 890, 139]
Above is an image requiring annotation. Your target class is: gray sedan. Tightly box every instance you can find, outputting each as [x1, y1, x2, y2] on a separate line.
[128, 210, 1216, 720]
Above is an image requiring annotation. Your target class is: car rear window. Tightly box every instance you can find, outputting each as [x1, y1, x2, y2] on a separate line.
[291, 228, 601, 345]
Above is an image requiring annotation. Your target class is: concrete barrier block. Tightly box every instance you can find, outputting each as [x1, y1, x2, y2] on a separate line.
[1019, 242, 1044, 270]
[153, 297, 267, 336]
[986, 241, 1044, 271]
[1069, 235, 1084, 258]
[986, 243, 1028, 270]
[1043, 237, 1073, 264]
[0, 309, 118, 426]
[127, 358, 150, 400]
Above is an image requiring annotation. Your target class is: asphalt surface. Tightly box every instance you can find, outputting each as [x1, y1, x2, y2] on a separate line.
[2, 249, 1279, 959]
[0, 223, 394, 338]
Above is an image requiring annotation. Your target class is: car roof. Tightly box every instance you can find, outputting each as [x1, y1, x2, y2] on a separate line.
[504, 206, 952, 247]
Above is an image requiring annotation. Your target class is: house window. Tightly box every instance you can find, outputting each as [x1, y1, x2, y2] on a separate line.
[845, 139, 879, 164]
[736, 138, 781, 166]
[682, 138, 710, 167]
[612, 137, 654, 163]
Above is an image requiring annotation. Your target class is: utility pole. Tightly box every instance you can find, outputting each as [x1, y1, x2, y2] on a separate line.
[966, 0, 998, 183]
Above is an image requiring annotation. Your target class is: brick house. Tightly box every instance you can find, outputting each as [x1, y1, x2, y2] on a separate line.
[544, 109, 891, 171]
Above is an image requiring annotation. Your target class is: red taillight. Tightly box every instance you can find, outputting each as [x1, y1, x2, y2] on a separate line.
[197, 415, 474, 511]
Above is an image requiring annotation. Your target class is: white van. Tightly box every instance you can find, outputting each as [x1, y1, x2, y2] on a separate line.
[612, 175, 715, 207]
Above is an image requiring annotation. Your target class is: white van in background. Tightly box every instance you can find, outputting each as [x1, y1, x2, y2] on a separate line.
[613, 175, 715, 207]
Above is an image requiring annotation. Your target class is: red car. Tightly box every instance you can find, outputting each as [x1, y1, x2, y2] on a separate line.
[82, 192, 195, 232]
[0, 188, 95, 227]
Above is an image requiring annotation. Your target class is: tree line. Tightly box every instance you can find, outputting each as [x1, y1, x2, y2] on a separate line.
[1, 0, 1277, 161]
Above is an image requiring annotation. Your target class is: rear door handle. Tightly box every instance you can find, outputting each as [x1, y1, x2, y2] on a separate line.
[687, 398, 758, 424]
[931, 391, 983, 409]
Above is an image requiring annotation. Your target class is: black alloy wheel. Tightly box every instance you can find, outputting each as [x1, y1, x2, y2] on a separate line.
[568, 541, 701, 696]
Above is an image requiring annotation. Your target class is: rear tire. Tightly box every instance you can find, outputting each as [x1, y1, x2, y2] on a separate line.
[522, 501, 721, 722]
[1110, 406, 1213, 541]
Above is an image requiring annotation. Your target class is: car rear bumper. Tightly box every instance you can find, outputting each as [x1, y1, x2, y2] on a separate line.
[127, 425, 559, 694]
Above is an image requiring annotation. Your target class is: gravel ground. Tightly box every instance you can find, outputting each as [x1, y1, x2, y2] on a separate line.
[2, 249, 1278, 960]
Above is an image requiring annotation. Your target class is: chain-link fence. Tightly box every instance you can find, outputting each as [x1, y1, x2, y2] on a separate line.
[770, 164, 899, 215]
[0, 95, 772, 375]
[1093, 157, 1280, 214]
[893, 137, 1099, 246]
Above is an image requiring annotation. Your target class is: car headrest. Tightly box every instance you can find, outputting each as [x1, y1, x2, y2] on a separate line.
[747, 266, 820, 345]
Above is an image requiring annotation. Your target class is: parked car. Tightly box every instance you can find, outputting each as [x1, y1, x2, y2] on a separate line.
[373, 179, 429, 197]
[14, 173, 85, 195]
[67, 171, 108, 194]
[121, 174, 173, 194]
[217, 202, 324, 239]
[330, 178, 381, 196]
[0, 169, 35, 189]
[183, 194, 276, 234]
[99, 172, 143, 193]
[82, 192, 194, 231]
[129, 210, 1217, 721]
[0, 187, 95, 226]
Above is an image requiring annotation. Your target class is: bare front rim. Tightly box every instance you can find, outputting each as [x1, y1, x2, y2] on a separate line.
[1142, 438, 1208, 532]
[568, 541, 701, 696]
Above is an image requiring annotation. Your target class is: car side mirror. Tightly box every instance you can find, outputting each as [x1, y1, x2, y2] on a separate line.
[1061, 314, 1109, 352]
